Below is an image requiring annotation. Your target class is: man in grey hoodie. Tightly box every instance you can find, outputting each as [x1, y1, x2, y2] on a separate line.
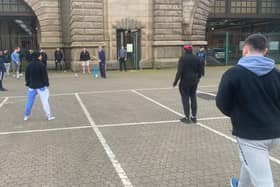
[216, 34, 280, 187]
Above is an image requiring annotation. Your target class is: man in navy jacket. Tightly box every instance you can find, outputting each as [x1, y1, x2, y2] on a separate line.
[216, 34, 280, 187]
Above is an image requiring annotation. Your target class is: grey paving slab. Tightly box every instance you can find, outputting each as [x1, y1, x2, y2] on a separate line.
[200, 118, 280, 168]
[0, 129, 122, 187]
[138, 89, 224, 119]
[79, 91, 180, 125]
[100, 123, 241, 187]
[0, 95, 89, 132]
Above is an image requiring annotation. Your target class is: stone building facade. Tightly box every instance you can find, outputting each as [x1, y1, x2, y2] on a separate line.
[21, 0, 213, 70]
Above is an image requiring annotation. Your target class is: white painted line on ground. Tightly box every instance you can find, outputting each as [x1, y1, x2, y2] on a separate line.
[0, 117, 229, 136]
[75, 93, 133, 187]
[0, 125, 92, 135]
[198, 116, 229, 121]
[0, 97, 9, 108]
[131, 90, 280, 165]
[197, 90, 217, 97]
[98, 120, 180, 128]
[0, 85, 218, 99]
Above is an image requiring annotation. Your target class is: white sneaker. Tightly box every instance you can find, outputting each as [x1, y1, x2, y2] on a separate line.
[16, 74, 20, 79]
[19, 73, 23, 76]
[47, 116, 55, 121]
[24, 116, 29, 121]
[13, 74, 16, 78]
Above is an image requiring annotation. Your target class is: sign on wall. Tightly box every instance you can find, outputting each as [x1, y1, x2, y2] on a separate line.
[127, 44, 133, 53]
[269, 41, 279, 50]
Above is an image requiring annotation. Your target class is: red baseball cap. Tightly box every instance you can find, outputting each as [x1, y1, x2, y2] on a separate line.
[183, 45, 193, 50]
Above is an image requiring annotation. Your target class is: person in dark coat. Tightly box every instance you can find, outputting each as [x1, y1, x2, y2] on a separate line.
[118, 46, 127, 71]
[98, 46, 106, 78]
[216, 34, 280, 187]
[54, 48, 63, 71]
[25, 49, 34, 64]
[80, 48, 91, 74]
[24, 51, 55, 121]
[3, 50, 11, 76]
[173, 45, 203, 124]
[0, 51, 7, 91]
[40, 49, 48, 67]
[196, 47, 206, 76]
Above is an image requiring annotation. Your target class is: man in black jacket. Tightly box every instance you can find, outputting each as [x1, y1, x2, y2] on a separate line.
[54, 48, 63, 71]
[216, 34, 280, 187]
[173, 45, 203, 124]
[0, 51, 7, 91]
[80, 48, 91, 74]
[40, 49, 48, 67]
[24, 52, 55, 121]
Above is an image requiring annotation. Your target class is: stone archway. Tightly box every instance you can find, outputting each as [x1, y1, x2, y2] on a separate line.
[191, 0, 214, 42]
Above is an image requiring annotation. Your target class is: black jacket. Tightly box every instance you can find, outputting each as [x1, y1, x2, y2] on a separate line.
[216, 65, 280, 140]
[0, 55, 6, 72]
[173, 52, 203, 87]
[25, 60, 49, 89]
[80, 51, 90, 61]
[41, 52, 48, 66]
[54, 50, 63, 61]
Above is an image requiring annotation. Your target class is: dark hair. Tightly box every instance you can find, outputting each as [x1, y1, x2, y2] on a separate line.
[244, 34, 268, 52]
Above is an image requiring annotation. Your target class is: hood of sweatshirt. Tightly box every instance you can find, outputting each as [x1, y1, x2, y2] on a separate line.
[237, 56, 275, 76]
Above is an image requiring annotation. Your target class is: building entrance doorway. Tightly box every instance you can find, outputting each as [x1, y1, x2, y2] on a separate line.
[0, 0, 38, 51]
[116, 29, 141, 70]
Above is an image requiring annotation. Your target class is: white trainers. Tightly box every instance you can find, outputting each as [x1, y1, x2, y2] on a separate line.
[47, 116, 55, 121]
[24, 116, 29, 121]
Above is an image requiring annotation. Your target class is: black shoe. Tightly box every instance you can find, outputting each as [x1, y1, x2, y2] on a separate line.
[180, 117, 190, 124]
[191, 116, 197, 123]
[0, 88, 7, 91]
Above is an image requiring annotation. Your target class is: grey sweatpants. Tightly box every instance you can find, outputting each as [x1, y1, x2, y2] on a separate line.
[237, 137, 280, 187]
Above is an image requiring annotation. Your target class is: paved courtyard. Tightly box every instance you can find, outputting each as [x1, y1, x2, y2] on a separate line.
[0, 66, 280, 187]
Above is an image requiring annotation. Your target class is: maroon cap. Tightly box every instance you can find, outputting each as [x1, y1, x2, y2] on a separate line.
[183, 45, 193, 50]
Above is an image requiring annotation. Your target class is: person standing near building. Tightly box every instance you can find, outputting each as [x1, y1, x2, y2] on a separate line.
[216, 34, 280, 187]
[118, 46, 127, 71]
[196, 47, 206, 76]
[24, 52, 55, 121]
[11, 47, 21, 79]
[98, 46, 106, 78]
[54, 48, 63, 71]
[173, 45, 203, 124]
[80, 48, 91, 74]
[3, 49, 11, 76]
[40, 49, 48, 67]
[25, 49, 34, 64]
[0, 51, 7, 91]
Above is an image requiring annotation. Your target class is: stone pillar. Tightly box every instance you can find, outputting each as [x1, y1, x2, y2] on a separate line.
[68, 0, 105, 71]
[153, 0, 183, 68]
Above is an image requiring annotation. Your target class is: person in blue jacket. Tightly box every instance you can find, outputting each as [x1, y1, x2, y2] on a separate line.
[98, 46, 106, 78]
[216, 34, 280, 187]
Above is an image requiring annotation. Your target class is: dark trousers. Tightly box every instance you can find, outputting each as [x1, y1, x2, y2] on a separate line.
[55, 60, 63, 71]
[119, 58, 127, 71]
[179, 83, 198, 118]
[99, 62, 106, 78]
[0, 71, 4, 89]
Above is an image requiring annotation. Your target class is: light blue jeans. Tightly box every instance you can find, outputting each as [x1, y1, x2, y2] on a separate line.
[237, 137, 280, 187]
[24, 87, 51, 118]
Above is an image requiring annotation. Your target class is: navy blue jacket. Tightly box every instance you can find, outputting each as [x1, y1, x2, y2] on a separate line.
[216, 65, 280, 140]
[0, 55, 6, 72]
[25, 60, 49, 89]
[98, 50, 106, 63]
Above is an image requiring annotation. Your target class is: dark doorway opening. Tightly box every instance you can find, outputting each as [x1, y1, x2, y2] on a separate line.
[116, 29, 141, 70]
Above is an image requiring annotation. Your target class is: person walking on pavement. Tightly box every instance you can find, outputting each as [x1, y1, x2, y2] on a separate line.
[11, 47, 21, 79]
[216, 34, 280, 187]
[40, 49, 48, 67]
[24, 52, 55, 121]
[80, 48, 91, 74]
[54, 48, 63, 71]
[118, 46, 127, 71]
[173, 45, 203, 124]
[0, 51, 7, 91]
[196, 47, 207, 76]
[98, 46, 106, 78]
[3, 49, 11, 76]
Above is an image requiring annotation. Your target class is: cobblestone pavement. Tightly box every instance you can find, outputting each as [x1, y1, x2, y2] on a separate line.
[0, 66, 280, 186]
